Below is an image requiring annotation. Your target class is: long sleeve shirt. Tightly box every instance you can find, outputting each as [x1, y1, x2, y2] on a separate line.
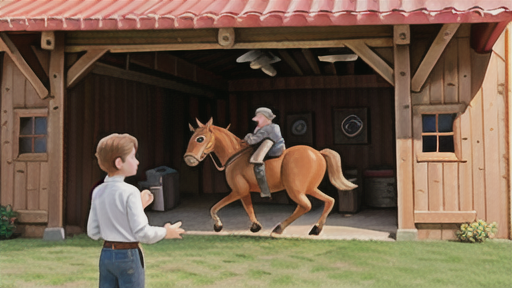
[87, 175, 166, 244]
[244, 123, 286, 156]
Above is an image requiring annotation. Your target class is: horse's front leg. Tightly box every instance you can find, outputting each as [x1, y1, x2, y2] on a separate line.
[240, 194, 262, 232]
[210, 191, 241, 232]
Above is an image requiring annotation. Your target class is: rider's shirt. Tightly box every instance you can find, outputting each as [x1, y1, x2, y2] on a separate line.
[244, 123, 286, 157]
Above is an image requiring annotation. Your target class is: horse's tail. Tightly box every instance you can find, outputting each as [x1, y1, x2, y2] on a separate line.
[320, 149, 358, 191]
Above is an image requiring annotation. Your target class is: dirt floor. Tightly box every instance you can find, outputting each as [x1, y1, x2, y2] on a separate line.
[146, 193, 398, 241]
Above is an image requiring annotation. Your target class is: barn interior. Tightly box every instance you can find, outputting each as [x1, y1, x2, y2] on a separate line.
[6, 25, 437, 236]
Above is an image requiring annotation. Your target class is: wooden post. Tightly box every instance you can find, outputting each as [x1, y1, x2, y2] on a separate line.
[44, 32, 65, 241]
[393, 25, 417, 240]
[508, 24, 512, 239]
[1, 55, 14, 207]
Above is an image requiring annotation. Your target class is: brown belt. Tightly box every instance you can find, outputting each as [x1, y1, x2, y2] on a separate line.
[103, 241, 140, 250]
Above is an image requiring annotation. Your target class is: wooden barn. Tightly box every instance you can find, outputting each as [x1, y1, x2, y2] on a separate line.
[0, 0, 511, 240]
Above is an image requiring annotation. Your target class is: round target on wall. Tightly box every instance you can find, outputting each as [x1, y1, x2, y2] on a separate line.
[341, 114, 363, 137]
[291, 119, 307, 136]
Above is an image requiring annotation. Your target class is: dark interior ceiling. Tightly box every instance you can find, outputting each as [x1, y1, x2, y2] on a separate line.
[170, 48, 375, 79]
[99, 47, 377, 82]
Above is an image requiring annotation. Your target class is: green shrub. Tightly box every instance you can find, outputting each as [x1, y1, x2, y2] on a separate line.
[0, 204, 18, 239]
[456, 219, 497, 243]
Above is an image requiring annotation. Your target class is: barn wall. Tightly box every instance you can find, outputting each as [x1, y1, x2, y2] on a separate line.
[65, 72, 217, 231]
[0, 54, 51, 237]
[412, 29, 510, 239]
[228, 87, 396, 187]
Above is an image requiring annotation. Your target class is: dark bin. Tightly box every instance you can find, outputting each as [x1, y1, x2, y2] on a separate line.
[337, 169, 361, 214]
[140, 166, 180, 211]
[363, 169, 396, 208]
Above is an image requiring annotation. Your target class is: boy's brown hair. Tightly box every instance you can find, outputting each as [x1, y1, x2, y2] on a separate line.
[95, 133, 138, 174]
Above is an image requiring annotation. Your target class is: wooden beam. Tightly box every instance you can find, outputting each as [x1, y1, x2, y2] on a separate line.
[30, 45, 50, 77]
[228, 74, 391, 91]
[277, 50, 303, 76]
[415, 211, 477, 223]
[218, 28, 235, 48]
[301, 49, 321, 75]
[66, 48, 108, 88]
[343, 40, 394, 86]
[47, 32, 65, 228]
[411, 24, 460, 92]
[41, 31, 55, 50]
[91, 62, 216, 98]
[325, 63, 337, 75]
[64, 38, 394, 53]
[17, 210, 48, 223]
[0, 33, 49, 99]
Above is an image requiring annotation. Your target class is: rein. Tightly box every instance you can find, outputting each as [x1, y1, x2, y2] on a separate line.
[208, 146, 252, 171]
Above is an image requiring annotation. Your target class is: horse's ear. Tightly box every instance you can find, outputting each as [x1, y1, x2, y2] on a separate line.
[189, 123, 195, 132]
[196, 118, 204, 128]
[206, 117, 213, 127]
[226, 123, 231, 130]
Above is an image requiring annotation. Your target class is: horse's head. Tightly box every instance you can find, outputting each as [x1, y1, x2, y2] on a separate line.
[184, 118, 216, 167]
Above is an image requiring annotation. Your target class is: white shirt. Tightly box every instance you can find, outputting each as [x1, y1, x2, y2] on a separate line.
[87, 175, 166, 244]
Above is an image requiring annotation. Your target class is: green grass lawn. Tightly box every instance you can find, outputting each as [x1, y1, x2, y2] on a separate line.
[0, 234, 510, 288]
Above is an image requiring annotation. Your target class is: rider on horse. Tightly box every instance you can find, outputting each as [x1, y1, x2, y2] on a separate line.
[243, 107, 286, 198]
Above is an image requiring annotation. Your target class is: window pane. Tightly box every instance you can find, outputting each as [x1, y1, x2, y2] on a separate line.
[438, 114, 455, 132]
[20, 117, 33, 135]
[34, 137, 47, 153]
[19, 137, 32, 153]
[422, 136, 437, 152]
[439, 136, 454, 152]
[422, 115, 436, 132]
[35, 117, 47, 135]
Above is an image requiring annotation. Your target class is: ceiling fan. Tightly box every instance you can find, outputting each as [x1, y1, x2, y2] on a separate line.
[236, 50, 281, 77]
[316, 47, 358, 63]
[317, 54, 358, 63]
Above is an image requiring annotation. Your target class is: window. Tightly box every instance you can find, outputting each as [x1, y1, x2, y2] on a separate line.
[19, 116, 47, 153]
[413, 104, 466, 162]
[421, 113, 456, 153]
[14, 109, 48, 161]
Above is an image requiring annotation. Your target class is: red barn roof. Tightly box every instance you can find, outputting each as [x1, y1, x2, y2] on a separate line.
[0, 0, 511, 31]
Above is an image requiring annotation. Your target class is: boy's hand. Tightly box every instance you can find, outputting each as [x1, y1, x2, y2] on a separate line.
[164, 221, 185, 239]
[141, 190, 154, 209]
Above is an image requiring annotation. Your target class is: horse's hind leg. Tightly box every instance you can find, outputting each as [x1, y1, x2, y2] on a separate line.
[272, 192, 311, 235]
[307, 188, 335, 235]
[210, 191, 241, 232]
[240, 194, 262, 232]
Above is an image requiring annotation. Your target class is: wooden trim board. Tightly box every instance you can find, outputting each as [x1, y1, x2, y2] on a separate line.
[415, 211, 477, 223]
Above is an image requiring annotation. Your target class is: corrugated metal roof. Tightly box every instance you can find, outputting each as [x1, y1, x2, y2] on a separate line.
[0, 0, 511, 31]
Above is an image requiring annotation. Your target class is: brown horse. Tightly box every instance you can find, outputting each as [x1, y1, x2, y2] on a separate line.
[184, 118, 357, 235]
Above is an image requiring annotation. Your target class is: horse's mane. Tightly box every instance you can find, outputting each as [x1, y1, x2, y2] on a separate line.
[211, 125, 249, 151]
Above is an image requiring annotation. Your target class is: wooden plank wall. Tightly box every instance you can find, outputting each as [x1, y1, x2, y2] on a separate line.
[0, 55, 50, 213]
[65, 72, 216, 230]
[228, 87, 396, 190]
[412, 28, 509, 239]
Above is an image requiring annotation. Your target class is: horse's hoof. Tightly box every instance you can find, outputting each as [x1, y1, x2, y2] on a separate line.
[250, 222, 262, 233]
[308, 224, 322, 236]
[272, 224, 284, 234]
[214, 224, 223, 232]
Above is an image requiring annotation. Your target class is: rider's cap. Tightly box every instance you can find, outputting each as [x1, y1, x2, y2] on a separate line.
[255, 107, 276, 120]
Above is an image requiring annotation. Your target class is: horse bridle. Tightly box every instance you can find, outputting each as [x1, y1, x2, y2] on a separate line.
[206, 137, 252, 171]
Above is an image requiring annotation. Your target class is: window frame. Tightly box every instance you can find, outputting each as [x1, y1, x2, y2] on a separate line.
[13, 108, 49, 162]
[413, 104, 466, 163]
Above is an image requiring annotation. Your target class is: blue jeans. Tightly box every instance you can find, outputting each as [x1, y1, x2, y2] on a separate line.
[99, 248, 144, 288]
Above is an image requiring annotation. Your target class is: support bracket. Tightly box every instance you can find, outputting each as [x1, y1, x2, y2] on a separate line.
[0, 32, 49, 99]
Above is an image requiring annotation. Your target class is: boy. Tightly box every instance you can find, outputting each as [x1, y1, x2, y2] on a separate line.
[87, 133, 185, 288]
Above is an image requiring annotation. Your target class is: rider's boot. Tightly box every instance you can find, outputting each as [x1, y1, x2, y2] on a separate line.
[254, 163, 271, 198]
[250, 139, 274, 198]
